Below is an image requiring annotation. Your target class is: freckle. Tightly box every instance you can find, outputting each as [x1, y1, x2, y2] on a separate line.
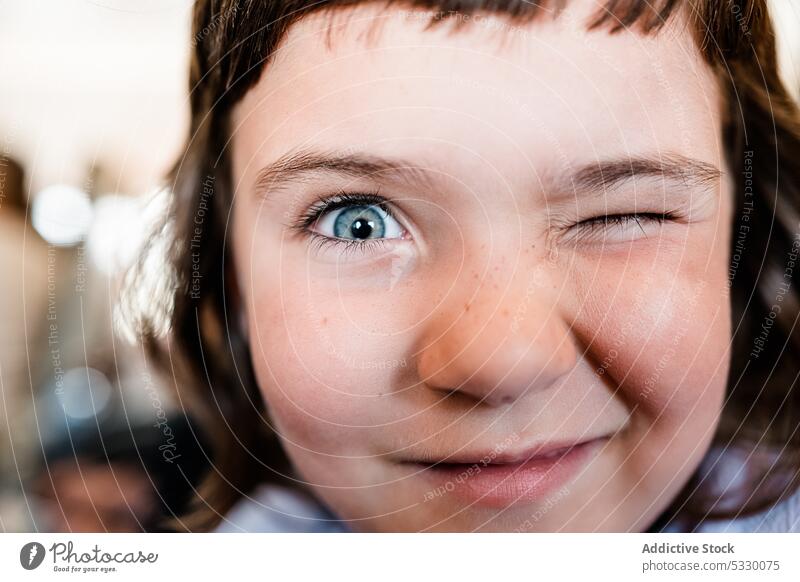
[321, 317, 328, 326]
[465, 302, 471, 312]
[502, 308, 509, 316]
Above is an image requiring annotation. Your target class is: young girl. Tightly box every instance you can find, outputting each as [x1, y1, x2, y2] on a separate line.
[129, 0, 800, 532]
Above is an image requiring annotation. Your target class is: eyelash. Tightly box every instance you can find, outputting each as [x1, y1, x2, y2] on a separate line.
[307, 233, 392, 257]
[290, 191, 680, 250]
[292, 191, 390, 229]
[571, 212, 677, 237]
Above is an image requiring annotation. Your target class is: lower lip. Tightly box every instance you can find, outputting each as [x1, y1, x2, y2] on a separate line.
[415, 439, 605, 508]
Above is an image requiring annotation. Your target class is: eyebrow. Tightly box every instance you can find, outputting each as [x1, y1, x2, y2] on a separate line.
[253, 148, 721, 199]
[254, 148, 438, 196]
[567, 153, 721, 196]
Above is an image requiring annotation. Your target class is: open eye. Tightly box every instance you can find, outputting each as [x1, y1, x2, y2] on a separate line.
[288, 192, 410, 260]
[313, 203, 404, 241]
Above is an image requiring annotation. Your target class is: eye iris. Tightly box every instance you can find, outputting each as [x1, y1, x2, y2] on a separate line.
[333, 206, 385, 239]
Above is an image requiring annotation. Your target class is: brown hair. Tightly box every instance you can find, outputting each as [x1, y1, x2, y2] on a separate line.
[128, 0, 800, 531]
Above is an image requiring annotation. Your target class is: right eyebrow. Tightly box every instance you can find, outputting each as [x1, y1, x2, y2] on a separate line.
[253, 148, 439, 198]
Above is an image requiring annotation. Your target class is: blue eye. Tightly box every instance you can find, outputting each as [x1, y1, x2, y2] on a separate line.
[314, 202, 404, 241]
[334, 205, 385, 239]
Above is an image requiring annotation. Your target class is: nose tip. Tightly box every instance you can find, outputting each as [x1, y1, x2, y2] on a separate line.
[416, 300, 576, 407]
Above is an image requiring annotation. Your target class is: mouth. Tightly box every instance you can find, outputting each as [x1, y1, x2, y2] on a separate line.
[404, 437, 609, 508]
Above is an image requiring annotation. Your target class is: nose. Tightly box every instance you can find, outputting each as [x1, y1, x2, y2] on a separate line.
[416, 273, 577, 407]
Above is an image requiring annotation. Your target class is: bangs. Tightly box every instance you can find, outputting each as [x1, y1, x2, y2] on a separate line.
[192, 0, 709, 112]
[406, 0, 681, 33]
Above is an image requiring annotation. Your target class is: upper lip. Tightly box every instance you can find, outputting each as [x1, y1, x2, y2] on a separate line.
[402, 435, 611, 467]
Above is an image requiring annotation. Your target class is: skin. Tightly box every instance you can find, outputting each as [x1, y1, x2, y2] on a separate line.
[229, 1, 733, 531]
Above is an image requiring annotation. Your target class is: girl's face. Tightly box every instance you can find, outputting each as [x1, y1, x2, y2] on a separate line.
[230, 1, 733, 531]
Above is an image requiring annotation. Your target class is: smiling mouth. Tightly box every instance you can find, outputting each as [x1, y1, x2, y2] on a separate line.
[404, 437, 609, 508]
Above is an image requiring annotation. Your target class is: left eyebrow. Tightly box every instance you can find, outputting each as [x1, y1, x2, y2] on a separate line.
[253, 148, 721, 199]
[563, 153, 721, 196]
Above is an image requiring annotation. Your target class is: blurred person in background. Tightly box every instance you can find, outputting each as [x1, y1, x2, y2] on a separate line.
[29, 415, 207, 532]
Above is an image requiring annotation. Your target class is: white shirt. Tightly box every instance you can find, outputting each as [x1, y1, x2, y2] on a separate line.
[214, 485, 349, 533]
[680, 488, 800, 533]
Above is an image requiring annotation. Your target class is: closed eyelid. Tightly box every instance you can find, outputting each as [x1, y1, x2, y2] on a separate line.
[558, 212, 678, 245]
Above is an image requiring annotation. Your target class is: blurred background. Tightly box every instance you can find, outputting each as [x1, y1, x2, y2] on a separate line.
[0, 0, 207, 533]
[0, 0, 798, 533]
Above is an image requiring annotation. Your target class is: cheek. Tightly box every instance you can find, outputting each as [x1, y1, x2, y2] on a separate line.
[244, 260, 411, 457]
[623, 276, 729, 420]
[573, 239, 731, 424]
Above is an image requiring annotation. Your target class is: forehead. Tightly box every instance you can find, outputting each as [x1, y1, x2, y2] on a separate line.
[231, 1, 721, 181]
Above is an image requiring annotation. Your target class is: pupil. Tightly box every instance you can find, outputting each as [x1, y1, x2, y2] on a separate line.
[350, 217, 374, 239]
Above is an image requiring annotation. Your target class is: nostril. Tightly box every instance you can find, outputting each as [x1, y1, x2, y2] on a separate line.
[430, 385, 493, 407]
